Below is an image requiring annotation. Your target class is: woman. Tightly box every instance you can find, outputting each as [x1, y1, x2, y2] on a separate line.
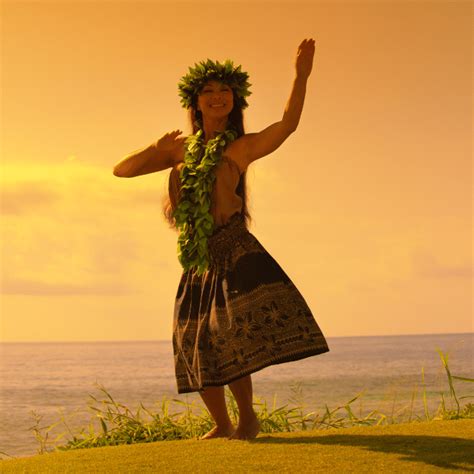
[113, 38, 329, 441]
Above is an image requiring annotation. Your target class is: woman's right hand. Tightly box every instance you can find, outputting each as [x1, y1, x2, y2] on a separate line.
[156, 130, 187, 154]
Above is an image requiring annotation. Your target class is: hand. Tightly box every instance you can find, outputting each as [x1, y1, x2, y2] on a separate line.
[295, 38, 316, 79]
[156, 130, 186, 154]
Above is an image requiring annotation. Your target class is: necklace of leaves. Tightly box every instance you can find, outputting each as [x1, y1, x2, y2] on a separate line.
[172, 126, 238, 276]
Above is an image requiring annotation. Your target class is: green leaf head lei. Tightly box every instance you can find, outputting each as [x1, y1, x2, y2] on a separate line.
[173, 59, 252, 276]
[178, 58, 252, 110]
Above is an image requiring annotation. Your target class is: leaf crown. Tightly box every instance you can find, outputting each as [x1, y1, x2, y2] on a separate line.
[178, 59, 252, 110]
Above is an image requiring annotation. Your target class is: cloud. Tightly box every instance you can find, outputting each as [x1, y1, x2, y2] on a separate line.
[1, 160, 176, 295]
[1, 181, 60, 215]
[412, 251, 473, 279]
[1, 159, 171, 215]
[1, 277, 139, 295]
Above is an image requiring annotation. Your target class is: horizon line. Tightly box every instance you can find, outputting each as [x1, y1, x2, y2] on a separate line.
[1, 330, 472, 344]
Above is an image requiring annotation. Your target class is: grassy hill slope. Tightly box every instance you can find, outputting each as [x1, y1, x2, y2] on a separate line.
[2, 419, 473, 473]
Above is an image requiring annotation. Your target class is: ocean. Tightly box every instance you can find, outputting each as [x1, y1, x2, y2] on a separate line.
[1, 332, 472, 459]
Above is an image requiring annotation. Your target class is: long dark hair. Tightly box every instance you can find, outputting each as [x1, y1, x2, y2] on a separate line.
[162, 92, 252, 231]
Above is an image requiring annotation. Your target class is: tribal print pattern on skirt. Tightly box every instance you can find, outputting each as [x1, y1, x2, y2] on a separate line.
[172, 211, 330, 394]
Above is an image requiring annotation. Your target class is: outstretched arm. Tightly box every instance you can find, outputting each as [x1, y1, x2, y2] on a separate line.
[239, 38, 316, 170]
[113, 130, 185, 177]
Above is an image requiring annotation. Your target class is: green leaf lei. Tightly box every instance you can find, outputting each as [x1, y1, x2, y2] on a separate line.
[172, 126, 238, 276]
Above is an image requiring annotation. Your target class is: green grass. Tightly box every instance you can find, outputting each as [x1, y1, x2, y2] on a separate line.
[1, 348, 472, 465]
[2, 419, 473, 473]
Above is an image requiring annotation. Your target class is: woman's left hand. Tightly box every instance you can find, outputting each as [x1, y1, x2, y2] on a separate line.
[295, 38, 316, 79]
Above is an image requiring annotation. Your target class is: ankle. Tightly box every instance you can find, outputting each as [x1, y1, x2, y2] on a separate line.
[217, 420, 234, 430]
[238, 411, 258, 425]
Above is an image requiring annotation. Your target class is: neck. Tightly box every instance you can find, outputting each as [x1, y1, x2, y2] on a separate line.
[200, 115, 229, 143]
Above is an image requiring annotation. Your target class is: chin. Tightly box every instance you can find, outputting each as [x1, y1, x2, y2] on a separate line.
[206, 112, 231, 120]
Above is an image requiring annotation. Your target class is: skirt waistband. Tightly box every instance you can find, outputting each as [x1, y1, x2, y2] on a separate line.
[208, 212, 249, 263]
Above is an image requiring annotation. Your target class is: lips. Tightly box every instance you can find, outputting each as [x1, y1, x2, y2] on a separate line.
[210, 104, 225, 108]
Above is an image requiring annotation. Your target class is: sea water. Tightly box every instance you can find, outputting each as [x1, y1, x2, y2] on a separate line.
[1, 332, 472, 458]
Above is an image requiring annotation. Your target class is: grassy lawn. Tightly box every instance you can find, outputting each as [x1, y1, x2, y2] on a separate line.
[2, 419, 473, 473]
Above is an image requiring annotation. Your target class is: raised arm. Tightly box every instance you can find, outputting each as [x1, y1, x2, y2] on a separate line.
[113, 130, 186, 178]
[239, 38, 316, 169]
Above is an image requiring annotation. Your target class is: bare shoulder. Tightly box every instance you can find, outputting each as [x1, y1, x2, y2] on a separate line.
[225, 134, 255, 174]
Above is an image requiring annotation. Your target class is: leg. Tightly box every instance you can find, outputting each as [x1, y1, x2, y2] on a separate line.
[227, 374, 260, 440]
[198, 385, 235, 439]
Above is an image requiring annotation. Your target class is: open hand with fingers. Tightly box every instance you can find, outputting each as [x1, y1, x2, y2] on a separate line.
[156, 129, 187, 154]
[295, 38, 316, 80]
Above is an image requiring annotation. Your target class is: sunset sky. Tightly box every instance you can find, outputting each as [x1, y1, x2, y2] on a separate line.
[1, 1, 472, 342]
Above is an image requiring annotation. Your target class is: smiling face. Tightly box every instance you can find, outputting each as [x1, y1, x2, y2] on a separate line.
[196, 80, 234, 118]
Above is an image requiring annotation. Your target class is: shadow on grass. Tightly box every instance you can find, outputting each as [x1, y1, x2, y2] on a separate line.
[251, 434, 474, 471]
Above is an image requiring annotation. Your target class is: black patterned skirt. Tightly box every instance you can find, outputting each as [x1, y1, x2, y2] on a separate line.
[172, 211, 330, 394]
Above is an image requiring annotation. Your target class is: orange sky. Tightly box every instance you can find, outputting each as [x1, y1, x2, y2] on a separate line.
[1, 1, 472, 342]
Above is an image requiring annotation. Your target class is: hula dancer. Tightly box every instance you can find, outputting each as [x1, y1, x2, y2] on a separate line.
[113, 38, 329, 441]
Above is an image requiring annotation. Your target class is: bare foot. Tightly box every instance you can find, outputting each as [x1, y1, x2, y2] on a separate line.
[228, 417, 260, 440]
[199, 424, 235, 440]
